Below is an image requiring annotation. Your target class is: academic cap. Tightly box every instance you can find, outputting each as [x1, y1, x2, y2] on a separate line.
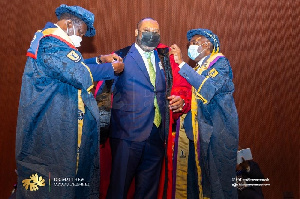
[187, 28, 220, 52]
[55, 4, 96, 37]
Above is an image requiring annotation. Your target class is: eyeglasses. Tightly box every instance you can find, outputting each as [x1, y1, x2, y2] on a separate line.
[189, 40, 208, 46]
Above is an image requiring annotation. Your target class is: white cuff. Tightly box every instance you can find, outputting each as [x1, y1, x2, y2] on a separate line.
[96, 57, 100, 64]
[178, 62, 186, 69]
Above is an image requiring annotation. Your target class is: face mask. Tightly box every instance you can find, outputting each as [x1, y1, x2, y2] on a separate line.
[68, 25, 82, 48]
[139, 31, 160, 48]
[188, 45, 200, 60]
[188, 45, 205, 60]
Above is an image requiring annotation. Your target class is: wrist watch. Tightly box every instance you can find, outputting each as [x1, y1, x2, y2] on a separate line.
[97, 56, 103, 64]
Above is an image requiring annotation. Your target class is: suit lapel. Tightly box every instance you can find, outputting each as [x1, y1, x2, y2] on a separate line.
[127, 45, 152, 86]
[126, 45, 165, 90]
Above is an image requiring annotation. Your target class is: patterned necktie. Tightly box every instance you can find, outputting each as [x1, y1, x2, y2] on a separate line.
[145, 52, 161, 127]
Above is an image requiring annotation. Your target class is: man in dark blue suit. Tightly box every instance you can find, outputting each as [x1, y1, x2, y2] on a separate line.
[106, 18, 184, 199]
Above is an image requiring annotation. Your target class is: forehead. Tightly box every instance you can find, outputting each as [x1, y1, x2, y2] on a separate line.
[190, 35, 204, 42]
[139, 19, 159, 31]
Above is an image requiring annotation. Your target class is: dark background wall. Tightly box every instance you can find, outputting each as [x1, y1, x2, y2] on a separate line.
[0, 0, 299, 198]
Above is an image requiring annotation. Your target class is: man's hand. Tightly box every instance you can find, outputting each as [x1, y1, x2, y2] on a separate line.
[112, 61, 124, 74]
[98, 53, 123, 63]
[168, 95, 184, 112]
[169, 44, 184, 65]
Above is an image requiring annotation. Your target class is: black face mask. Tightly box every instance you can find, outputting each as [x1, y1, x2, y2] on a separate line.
[139, 31, 160, 48]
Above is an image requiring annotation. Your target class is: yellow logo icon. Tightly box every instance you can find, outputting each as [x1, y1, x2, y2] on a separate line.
[22, 173, 45, 191]
[208, 68, 219, 78]
[67, 50, 81, 62]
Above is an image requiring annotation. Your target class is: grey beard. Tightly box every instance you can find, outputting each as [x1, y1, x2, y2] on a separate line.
[136, 38, 156, 52]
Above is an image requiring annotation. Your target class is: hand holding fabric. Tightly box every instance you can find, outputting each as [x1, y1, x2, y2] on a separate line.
[112, 61, 124, 74]
[98, 53, 123, 63]
[168, 95, 184, 112]
[169, 44, 184, 65]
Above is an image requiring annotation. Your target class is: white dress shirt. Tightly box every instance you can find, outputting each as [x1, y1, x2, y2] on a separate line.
[135, 43, 156, 74]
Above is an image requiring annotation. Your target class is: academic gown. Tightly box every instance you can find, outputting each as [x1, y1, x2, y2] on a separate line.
[179, 55, 239, 199]
[16, 22, 113, 199]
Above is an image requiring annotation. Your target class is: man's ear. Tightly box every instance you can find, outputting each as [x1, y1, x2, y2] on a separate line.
[66, 19, 73, 29]
[57, 19, 71, 33]
[135, 29, 138, 37]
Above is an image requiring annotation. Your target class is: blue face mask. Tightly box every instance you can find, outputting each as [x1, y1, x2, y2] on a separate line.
[188, 45, 200, 60]
[187, 42, 208, 60]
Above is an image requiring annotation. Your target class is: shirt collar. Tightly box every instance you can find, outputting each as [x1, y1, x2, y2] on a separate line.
[53, 24, 74, 45]
[197, 55, 208, 66]
[135, 43, 154, 55]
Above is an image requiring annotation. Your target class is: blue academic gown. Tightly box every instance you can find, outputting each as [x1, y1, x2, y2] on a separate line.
[16, 22, 114, 199]
[179, 56, 239, 199]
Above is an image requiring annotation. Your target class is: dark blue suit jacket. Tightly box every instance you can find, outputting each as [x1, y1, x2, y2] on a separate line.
[111, 44, 166, 142]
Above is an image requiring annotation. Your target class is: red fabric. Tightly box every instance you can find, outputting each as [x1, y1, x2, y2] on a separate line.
[157, 110, 175, 199]
[26, 52, 36, 59]
[157, 48, 192, 199]
[169, 54, 192, 120]
[157, 43, 169, 48]
[94, 80, 104, 98]
[167, 111, 175, 199]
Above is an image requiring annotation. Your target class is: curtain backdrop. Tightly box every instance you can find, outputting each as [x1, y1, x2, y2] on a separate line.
[0, 0, 299, 198]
